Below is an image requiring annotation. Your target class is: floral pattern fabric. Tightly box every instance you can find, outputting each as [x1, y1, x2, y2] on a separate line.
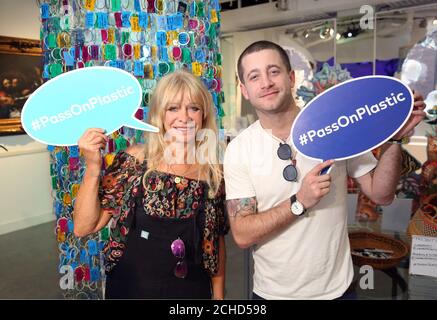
[99, 151, 228, 275]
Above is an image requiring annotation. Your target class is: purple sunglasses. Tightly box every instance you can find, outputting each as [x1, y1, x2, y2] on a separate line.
[171, 237, 187, 279]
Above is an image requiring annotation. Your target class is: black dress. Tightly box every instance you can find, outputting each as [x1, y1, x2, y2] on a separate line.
[105, 185, 211, 299]
[100, 152, 228, 299]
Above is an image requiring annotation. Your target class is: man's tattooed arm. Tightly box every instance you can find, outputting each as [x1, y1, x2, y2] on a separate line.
[225, 197, 299, 248]
[226, 197, 257, 217]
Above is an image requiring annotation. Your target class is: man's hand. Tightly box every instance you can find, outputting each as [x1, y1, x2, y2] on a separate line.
[392, 90, 426, 140]
[296, 160, 334, 209]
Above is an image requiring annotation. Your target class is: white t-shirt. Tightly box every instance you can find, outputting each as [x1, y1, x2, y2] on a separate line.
[223, 120, 378, 300]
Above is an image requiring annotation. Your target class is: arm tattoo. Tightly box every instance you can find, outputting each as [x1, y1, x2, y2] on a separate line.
[226, 197, 257, 218]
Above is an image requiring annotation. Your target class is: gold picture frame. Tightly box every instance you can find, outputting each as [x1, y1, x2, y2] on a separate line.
[0, 36, 43, 136]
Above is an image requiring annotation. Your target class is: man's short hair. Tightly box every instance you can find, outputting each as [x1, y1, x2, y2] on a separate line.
[237, 41, 292, 84]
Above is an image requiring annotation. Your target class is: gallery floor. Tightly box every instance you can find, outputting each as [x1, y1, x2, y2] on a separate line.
[0, 221, 436, 300]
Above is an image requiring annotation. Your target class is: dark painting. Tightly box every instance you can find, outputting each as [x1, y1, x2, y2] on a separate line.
[0, 36, 43, 135]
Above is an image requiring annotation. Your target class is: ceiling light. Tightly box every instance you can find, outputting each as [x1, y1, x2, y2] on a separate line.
[319, 29, 328, 39]
[329, 28, 334, 37]
[319, 25, 333, 39]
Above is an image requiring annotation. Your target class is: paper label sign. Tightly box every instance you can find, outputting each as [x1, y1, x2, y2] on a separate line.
[291, 76, 413, 161]
[410, 235, 437, 278]
[21, 66, 158, 146]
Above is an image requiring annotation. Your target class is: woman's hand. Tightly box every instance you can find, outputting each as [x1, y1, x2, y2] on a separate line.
[78, 128, 108, 175]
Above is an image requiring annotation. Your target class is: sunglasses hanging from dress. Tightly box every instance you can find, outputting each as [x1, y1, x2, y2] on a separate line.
[171, 237, 187, 279]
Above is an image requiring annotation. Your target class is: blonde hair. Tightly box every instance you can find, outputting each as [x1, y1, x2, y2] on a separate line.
[143, 70, 222, 196]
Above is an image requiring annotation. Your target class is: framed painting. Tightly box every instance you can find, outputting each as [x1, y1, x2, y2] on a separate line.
[0, 36, 43, 136]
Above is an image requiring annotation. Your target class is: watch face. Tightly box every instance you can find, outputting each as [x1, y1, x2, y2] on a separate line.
[291, 201, 304, 216]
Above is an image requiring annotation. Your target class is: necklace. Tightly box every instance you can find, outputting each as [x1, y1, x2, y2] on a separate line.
[167, 163, 198, 182]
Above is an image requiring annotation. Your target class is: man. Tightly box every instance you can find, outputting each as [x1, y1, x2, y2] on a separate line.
[223, 40, 426, 300]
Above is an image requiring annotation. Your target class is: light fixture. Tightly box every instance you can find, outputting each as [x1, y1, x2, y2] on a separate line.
[319, 29, 327, 39]
[341, 23, 361, 39]
[319, 26, 333, 39]
[433, 18, 437, 25]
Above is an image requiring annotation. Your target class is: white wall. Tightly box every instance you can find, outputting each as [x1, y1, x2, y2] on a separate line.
[220, 37, 238, 131]
[0, 0, 40, 39]
[0, 0, 53, 235]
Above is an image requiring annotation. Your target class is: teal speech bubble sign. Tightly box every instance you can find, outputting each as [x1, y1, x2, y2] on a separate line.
[21, 66, 158, 146]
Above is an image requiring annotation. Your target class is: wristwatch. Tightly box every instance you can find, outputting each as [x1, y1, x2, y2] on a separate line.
[290, 194, 306, 216]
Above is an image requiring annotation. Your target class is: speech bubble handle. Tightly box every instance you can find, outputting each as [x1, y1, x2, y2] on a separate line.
[320, 163, 332, 175]
[320, 160, 332, 176]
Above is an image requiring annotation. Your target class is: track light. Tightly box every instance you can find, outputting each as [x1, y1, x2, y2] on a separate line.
[319, 26, 333, 39]
[329, 28, 334, 37]
[341, 23, 361, 39]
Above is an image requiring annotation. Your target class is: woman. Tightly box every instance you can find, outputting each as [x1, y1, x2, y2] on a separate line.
[73, 70, 227, 299]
